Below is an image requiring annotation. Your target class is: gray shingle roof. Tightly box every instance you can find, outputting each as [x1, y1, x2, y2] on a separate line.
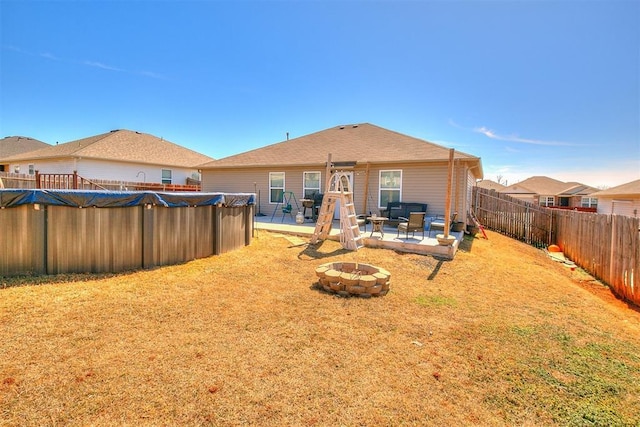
[199, 123, 481, 170]
[0, 136, 50, 159]
[501, 176, 597, 196]
[1, 130, 213, 168]
[590, 179, 640, 197]
[476, 179, 506, 191]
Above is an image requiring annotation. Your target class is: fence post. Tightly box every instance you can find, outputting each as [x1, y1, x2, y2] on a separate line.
[548, 210, 553, 245]
[245, 205, 253, 245]
[35, 170, 41, 189]
[213, 205, 222, 255]
[525, 205, 529, 244]
[142, 204, 155, 269]
[609, 214, 616, 286]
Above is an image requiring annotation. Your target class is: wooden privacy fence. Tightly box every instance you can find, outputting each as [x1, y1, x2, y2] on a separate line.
[0, 172, 34, 189]
[1, 201, 253, 277]
[473, 187, 552, 248]
[554, 210, 639, 306]
[473, 187, 640, 306]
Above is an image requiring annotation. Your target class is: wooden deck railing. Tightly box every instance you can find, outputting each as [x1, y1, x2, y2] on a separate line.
[548, 206, 597, 213]
[29, 171, 200, 191]
[35, 171, 108, 190]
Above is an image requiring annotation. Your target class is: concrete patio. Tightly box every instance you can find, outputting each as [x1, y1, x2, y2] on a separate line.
[253, 214, 464, 259]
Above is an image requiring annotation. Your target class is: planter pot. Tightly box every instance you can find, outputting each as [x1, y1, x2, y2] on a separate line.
[436, 234, 455, 246]
[467, 225, 479, 235]
[452, 222, 465, 232]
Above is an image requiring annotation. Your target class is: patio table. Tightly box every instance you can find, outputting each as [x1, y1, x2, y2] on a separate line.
[367, 216, 388, 238]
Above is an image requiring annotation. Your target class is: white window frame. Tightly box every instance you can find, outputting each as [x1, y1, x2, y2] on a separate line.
[303, 171, 321, 198]
[269, 172, 285, 204]
[161, 169, 172, 185]
[539, 196, 554, 207]
[581, 197, 597, 208]
[28, 164, 35, 175]
[378, 170, 402, 208]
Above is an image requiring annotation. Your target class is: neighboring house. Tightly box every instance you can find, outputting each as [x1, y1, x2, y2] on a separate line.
[0, 136, 50, 172]
[499, 176, 598, 210]
[590, 179, 640, 217]
[476, 179, 505, 191]
[1, 130, 213, 186]
[199, 123, 483, 225]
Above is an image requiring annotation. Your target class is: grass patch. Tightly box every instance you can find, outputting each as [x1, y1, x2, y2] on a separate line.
[414, 294, 457, 307]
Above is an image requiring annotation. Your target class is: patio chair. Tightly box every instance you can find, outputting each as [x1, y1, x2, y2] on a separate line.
[429, 212, 458, 237]
[396, 212, 426, 239]
[356, 214, 368, 232]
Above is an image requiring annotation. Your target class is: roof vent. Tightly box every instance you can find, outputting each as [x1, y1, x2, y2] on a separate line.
[339, 126, 345, 129]
[110, 129, 119, 133]
[352, 124, 358, 128]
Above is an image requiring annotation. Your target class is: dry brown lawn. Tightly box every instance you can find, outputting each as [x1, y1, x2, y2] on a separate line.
[1, 229, 639, 426]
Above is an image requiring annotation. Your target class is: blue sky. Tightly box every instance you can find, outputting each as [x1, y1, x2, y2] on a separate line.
[1, 0, 638, 188]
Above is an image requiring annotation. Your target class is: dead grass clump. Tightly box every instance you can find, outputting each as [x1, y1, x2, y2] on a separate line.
[1, 230, 639, 426]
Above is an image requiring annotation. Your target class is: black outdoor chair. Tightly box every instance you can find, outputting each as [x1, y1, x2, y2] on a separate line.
[312, 192, 324, 221]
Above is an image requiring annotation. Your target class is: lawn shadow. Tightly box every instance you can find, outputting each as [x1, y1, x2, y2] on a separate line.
[298, 240, 352, 260]
[407, 254, 450, 281]
[0, 271, 135, 290]
[457, 233, 476, 252]
[427, 258, 446, 280]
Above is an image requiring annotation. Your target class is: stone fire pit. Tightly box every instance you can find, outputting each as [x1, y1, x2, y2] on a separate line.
[315, 262, 391, 297]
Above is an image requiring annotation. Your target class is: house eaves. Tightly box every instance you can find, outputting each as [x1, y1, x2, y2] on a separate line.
[201, 157, 477, 170]
[590, 179, 640, 198]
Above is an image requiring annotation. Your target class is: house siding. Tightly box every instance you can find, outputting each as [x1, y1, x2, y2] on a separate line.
[12, 158, 199, 185]
[203, 161, 474, 224]
[597, 198, 640, 217]
[77, 159, 198, 185]
[9, 159, 76, 175]
[203, 167, 326, 216]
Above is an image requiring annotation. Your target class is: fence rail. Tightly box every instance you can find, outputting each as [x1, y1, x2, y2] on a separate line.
[473, 187, 639, 306]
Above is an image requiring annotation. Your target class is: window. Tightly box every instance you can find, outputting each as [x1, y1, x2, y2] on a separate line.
[581, 197, 597, 208]
[28, 164, 35, 175]
[269, 172, 285, 203]
[539, 196, 554, 207]
[303, 171, 321, 198]
[379, 170, 402, 208]
[162, 169, 172, 185]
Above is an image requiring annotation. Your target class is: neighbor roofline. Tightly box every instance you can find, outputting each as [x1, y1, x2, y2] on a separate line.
[3, 154, 204, 169]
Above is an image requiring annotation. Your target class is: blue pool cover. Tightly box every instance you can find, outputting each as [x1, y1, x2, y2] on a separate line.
[0, 189, 255, 208]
